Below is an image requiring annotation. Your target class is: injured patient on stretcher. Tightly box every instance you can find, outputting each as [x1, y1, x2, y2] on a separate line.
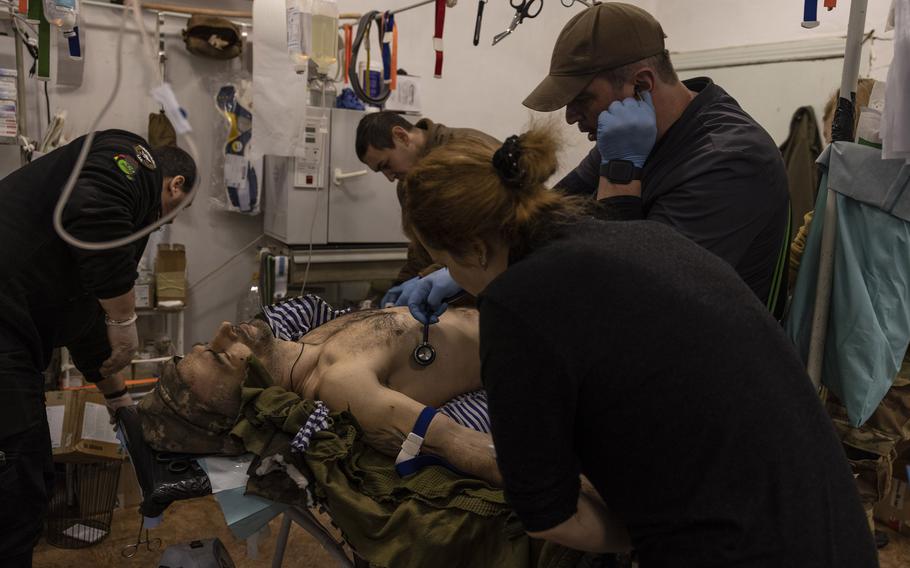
[138, 306, 501, 485]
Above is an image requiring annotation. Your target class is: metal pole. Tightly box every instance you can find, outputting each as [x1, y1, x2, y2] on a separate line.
[270, 513, 293, 568]
[806, 0, 867, 390]
[13, 25, 28, 165]
[390, 0, 435, 16]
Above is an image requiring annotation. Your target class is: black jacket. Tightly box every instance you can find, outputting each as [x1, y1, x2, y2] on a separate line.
[557, 78, 789, 312]
[0, 129, 163, 381]
[480, 218, 876, 567]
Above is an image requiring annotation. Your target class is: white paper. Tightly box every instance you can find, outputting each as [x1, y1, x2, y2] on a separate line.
[81, 402, 119, 444]
[62, 523, 107, 543]
[46, 405, 65, 449]
[224, 154, 247, 186]
[385, 75, 422, 114]
[198, 454, 254, 493]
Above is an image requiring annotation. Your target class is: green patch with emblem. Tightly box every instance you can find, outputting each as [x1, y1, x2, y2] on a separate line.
[114, 153, 138, 180]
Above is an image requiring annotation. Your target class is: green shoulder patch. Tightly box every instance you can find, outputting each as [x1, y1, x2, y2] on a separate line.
[114, 153, 138, 180]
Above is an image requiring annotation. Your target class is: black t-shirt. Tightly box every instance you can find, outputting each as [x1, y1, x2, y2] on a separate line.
[0, 130, 162, 379]
[479, 219, 875, 567]
[557, 78, 789, 308]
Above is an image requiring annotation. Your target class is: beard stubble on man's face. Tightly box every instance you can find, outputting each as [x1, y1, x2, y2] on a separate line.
[237, 319, 276, 360]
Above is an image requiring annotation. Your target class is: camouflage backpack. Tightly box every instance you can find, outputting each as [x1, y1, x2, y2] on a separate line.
[182, 15, 243, 60]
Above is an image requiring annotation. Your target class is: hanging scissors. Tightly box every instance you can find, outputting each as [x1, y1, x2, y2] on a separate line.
[560, 0, 591, 7]
[122, 515, 162, 558]
[492, 0, 543, 45]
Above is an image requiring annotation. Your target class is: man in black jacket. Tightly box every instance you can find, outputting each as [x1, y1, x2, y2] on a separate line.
[409, 3, 790, 326]
[524, 3, 790, 316]
[0, 129, 196, 567]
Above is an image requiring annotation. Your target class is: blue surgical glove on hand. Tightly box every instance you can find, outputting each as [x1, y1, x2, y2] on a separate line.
[382, 275, 421, 308]
[596, 90, 657, 168]
[407, 268, 463, 325]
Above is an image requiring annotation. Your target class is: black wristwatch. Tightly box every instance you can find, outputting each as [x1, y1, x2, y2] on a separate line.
[599, 160, 643, 185]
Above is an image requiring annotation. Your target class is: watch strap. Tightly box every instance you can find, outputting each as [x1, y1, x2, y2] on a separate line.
[599, 160, 643, 184]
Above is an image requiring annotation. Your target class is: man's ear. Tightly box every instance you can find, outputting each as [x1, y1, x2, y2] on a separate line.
[169, 175, 186, 196]
[391, 125, 410, 147]
[632, 68, 657, 94]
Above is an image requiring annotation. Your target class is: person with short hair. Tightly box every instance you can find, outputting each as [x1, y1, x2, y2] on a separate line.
[139, 309, 501, 485]
[355, 111, 498, 309]
[0, 130, 196, 567]
[398, 125, 877, 565]
[407, 3, 791, 325]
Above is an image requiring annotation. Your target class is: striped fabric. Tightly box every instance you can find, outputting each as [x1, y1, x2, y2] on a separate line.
[440, 390, 490, 434]
[259, 296, 491, 434]
[259, 294, 351, 341]
[291, 401, 331, 453]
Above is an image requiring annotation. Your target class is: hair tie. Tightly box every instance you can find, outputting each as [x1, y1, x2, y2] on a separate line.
[492, 135, 523, 187]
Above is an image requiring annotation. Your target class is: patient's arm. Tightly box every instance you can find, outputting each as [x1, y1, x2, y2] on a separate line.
[527, 477, 630, 553]
[317, 362, 502, 486]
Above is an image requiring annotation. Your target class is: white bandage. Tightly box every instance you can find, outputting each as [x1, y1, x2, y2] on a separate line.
[396, 432, 425, 465]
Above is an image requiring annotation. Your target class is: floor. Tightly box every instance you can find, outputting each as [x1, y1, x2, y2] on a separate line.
[32, 495, 910, 567]
[33, 496, 335, 567]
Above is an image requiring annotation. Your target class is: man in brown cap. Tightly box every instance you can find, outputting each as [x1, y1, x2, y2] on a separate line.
[526, 2, 790, 318]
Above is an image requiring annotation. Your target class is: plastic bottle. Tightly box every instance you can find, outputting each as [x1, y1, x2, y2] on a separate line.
[286, 0, 313, 73]
[135, 267, 154, 308]
[43, 0, 81, 59]
[236, 272, 262, 322]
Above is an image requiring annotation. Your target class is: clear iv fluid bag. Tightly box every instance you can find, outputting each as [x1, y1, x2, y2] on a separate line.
[286, 0, 338, 73]
[310, 12, 338, 71]
[44, 0, 81, 59]
[44, 0, 76, 30]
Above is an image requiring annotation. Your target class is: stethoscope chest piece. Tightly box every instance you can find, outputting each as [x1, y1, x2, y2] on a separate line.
[413, 321, 437, 366]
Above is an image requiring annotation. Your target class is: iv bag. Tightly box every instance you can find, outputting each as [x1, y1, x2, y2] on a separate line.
[286, 0, 338, 74]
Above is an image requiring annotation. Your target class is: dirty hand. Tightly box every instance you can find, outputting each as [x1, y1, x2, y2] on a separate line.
[100, 319, 139, 377]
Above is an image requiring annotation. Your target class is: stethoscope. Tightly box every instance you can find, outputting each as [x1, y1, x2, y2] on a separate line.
[413, 320, 436, 366]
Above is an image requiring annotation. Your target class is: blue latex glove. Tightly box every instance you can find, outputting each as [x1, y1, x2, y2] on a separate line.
[406, 268, 463, 325]
[596, 90, 657, 168]
[381, 275, 421, 308]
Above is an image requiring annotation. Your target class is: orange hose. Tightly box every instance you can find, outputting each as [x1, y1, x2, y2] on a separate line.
[391, 22, 398, 90]
[343, 24, 353, 84]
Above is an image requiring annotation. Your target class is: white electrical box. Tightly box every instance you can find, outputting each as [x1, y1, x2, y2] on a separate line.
[263, 107, 409, 247]
[294, 117, 327, 188]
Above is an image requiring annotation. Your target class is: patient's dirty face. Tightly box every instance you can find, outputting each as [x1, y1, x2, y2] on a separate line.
[210, 319, 275, 358]
[176, 339, 251, 416]
[169, 320, 275, 417]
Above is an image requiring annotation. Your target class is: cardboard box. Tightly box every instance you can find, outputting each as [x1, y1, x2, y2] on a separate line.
[155, 243, 187, 305]
[874, 458, 910, 532]
[47, 390, 125, 463]
[46, 391, 69, 451]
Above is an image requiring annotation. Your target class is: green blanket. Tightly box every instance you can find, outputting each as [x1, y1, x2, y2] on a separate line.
[231, 362, 582, 568]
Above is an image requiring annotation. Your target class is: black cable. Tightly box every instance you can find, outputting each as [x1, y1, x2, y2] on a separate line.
[348, 11, 390, 106]
[44, 81, 50, 125]
[12, 22, 39, 77]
